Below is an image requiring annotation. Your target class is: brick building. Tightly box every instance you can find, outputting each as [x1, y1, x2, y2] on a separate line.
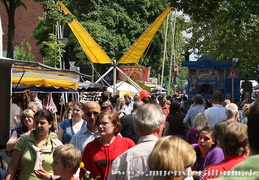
[0, 0, 44, 62]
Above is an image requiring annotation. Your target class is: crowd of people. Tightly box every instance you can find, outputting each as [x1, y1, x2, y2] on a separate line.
[2, 88, 259, 180]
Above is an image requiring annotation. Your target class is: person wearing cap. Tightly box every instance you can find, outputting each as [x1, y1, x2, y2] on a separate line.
[140, 90, 149, 99]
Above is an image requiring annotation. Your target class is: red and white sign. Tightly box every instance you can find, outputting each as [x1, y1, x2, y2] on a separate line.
[118, 66, 151, 81]
[226, 68, 239, 79]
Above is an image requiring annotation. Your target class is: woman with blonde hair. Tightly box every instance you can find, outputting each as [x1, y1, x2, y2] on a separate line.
[186, 113, 210, 144]
[240, 103, 251, 124]
[148, 136, 196, 180]
[6, 109, 35, 156]
[115, 97, 127, 118]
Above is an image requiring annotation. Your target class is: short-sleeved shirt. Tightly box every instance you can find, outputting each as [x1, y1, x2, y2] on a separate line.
[10, 103, 20, 130]
[15, 131, 62, 180]
[59, 119, 86, 144]
[183, 105, 205, 127]
[204, 104, 227, 127]
[69, 125, 99, 152]
[241, 81, 253, 95]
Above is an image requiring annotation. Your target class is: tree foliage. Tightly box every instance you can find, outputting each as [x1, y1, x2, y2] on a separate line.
[33, 1, 178, 71]
[1, 0, 26, 58]
[171, 0, 259, 78]
[42, 33, 65, 67]
[33, 0, 189, 92]
[14, 40, 35, 61]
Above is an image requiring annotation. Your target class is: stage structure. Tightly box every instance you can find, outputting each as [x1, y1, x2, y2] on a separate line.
[58, 1, 172, 95]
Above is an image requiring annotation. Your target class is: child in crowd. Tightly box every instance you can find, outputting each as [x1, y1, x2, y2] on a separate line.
[34, 144, 81, 180]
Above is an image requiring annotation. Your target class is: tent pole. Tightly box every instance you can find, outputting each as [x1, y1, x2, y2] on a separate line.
[113, 60, 117, 95]
[95, 66, 114, 83]
[168, 11, 176, 95]
[160, 14, 169, 93]
[116, 67, 142, 92]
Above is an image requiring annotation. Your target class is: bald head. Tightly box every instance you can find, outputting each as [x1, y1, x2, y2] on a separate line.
[84, 101, 101, 131]
[133, 100, 144, 112]
[84, 101, 101, 112]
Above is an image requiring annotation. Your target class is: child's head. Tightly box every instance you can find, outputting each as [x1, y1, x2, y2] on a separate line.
[52, 144, 82, 175]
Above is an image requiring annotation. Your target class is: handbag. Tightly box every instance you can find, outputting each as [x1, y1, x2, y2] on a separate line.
[13, 135, 29, 180]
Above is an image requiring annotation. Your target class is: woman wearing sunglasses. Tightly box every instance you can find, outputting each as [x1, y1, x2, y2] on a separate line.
[79, 109, 135, 180]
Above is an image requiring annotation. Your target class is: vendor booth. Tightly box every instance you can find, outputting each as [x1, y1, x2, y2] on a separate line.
[0, 58, 91, 148]
[182, 55, 240, 101]
[12, 70, 81, 104]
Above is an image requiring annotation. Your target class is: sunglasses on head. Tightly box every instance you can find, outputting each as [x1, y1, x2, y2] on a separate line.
[86, 111, 99, 117]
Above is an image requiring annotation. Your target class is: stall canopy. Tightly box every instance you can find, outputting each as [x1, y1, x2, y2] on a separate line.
[12, 72, 79, 90]
[12, 77, 78, 91]
[107, 81, 140, 97]
[6, 58, 91, 91]
[0, 58, 92, 147]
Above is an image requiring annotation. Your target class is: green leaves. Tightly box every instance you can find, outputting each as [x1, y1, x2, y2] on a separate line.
[33, 0, 189, 92]
[42, 33, 65, 67]
[14, 41, 35, 61]
[172, 0, 259, 78]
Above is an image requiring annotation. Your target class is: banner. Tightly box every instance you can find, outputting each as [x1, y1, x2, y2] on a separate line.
[118, 66, 151, 81]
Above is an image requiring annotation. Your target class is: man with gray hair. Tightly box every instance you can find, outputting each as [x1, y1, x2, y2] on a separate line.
[214, 103, 240, 153]
[108, 104, 166, 180]
[215, 96, 259, 180]
[183, 94, 205, 127]
[27, 101, 41, 113]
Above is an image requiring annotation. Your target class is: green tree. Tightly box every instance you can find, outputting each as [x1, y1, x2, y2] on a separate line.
[1, 0, 26, 58]
[34, 0, 170, 70]
[14, 40, 35, 61]
[171, 0, 259, 78]
[42, 33, 65, 67]
[34, 0, 188, 92]
[33, 0, 72, 57]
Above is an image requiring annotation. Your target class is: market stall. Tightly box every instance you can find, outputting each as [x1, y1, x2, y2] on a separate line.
[0, 58, 91, 147]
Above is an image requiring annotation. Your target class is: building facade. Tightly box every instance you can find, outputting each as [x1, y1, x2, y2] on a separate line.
[0, 0, 43, 62]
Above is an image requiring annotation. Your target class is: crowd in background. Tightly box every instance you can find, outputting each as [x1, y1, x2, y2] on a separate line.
[1, 87, 258, 180]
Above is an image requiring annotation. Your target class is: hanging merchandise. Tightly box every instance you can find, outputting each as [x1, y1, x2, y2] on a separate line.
[45, 93, 57, 113]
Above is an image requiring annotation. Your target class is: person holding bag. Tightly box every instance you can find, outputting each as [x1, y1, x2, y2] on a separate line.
[5, 109, 63, 180]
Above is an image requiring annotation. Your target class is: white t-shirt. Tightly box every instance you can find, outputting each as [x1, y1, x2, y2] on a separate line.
[10, 103, 21, 130]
